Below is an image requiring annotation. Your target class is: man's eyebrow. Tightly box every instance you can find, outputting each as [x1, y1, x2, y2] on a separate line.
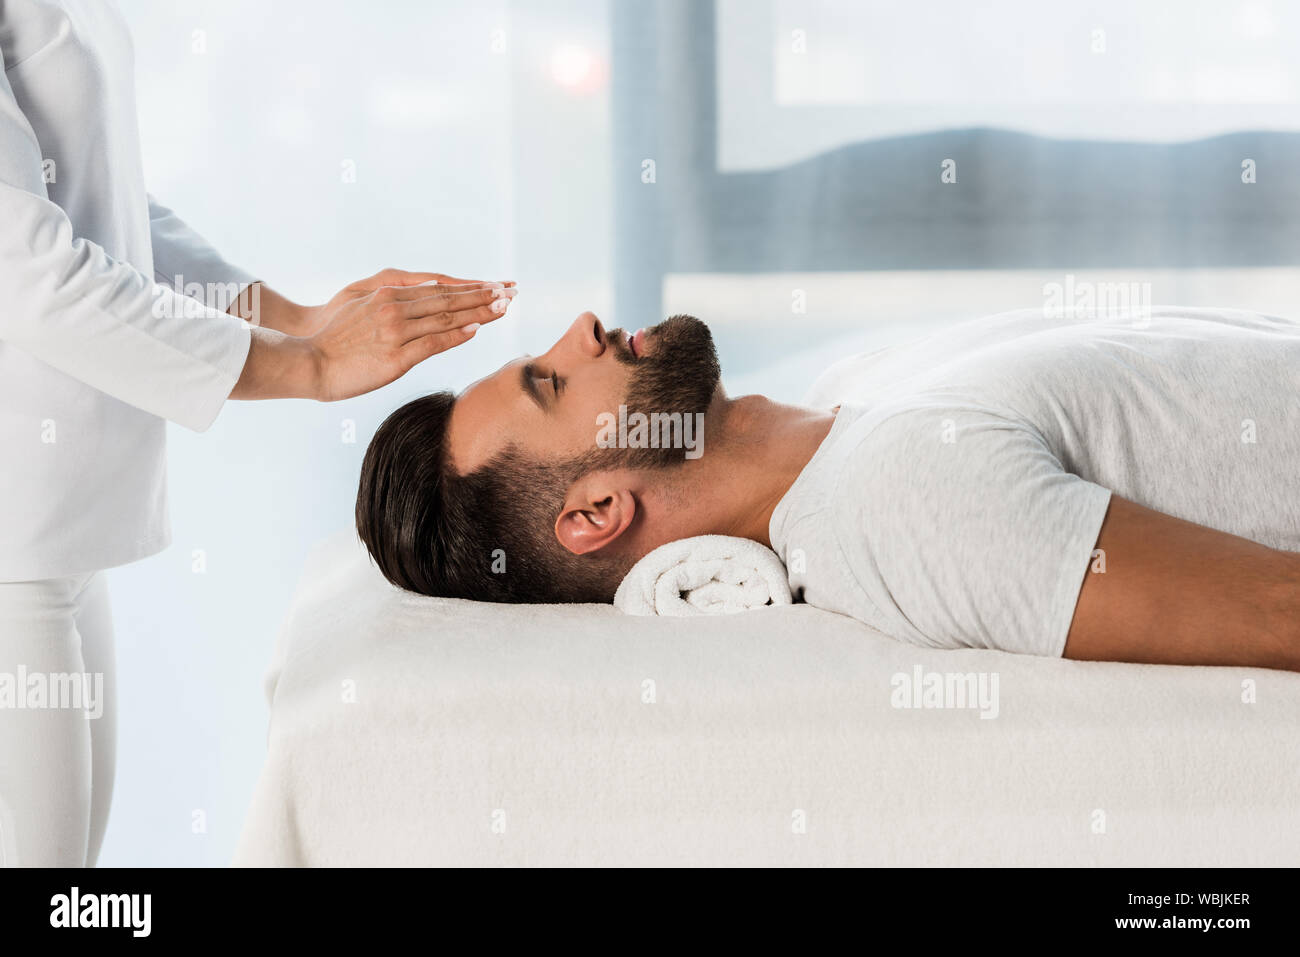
[520, 361, 545, 410]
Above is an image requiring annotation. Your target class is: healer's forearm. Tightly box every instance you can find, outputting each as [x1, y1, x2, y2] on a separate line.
[228, 325, 321, 401]
[227, 281, 317, 337]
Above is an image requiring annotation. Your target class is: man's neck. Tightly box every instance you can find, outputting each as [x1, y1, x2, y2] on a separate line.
[640, 394, 836, 549]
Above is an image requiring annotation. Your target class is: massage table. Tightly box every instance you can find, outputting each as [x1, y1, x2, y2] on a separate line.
[234, 528, 1300, 866]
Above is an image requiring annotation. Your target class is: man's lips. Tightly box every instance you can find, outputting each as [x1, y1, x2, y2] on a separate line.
[628, 328, 645, 358]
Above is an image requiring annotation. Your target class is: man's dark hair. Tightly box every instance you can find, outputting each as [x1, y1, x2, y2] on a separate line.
[355, 392, 625, 603]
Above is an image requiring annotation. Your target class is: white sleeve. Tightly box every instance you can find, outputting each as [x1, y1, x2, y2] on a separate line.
[0, 53, 252, 433]
[840, 405, 1113, 657]
[147, 195, 260, 312]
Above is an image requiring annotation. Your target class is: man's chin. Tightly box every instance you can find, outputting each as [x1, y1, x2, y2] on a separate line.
[649, 312, 711, 342]
[612, 313, 723, 427]
[650, 314, 719, 370]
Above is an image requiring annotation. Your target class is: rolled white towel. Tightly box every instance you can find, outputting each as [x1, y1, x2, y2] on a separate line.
[613, 535, 793, 616]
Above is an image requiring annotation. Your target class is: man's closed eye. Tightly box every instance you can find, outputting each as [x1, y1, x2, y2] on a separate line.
[520, 363, 562, 409]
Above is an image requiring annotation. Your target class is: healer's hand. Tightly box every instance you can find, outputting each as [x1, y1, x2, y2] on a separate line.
[306, 268, 516, 402]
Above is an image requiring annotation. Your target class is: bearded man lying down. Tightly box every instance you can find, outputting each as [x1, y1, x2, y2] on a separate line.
[355, 307, 1300, 671]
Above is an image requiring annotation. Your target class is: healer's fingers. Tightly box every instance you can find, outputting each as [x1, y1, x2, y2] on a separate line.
[381, 285, 516, 320]
[398, 323, 485, 370]
[403, 298, 512, 339]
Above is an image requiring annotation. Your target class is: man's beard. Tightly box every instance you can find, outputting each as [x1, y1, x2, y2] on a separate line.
[607, 313, 720, 468]
[619, 313, 720, 417]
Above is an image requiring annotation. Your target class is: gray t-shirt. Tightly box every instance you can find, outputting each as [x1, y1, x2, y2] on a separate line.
[769, 307, 1300, 657]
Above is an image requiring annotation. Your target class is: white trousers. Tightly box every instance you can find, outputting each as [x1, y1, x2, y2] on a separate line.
[0, 572, 116, 867]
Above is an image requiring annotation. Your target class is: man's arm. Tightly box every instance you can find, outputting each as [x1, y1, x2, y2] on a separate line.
[1063, 495, 1300, 670]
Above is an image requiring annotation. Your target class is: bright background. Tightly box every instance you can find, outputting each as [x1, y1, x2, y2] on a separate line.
[104, 0, 1300, 865]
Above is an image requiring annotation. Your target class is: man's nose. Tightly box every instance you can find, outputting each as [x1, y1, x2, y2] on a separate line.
[567, 311, 606, 358]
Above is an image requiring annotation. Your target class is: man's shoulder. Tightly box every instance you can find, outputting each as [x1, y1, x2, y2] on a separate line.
[813, 399, 1051, 525]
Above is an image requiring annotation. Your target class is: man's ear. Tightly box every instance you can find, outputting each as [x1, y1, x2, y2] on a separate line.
[554, 477, 637, 557]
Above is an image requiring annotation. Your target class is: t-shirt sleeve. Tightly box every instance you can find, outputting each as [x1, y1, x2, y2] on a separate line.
[835, 404, 1113, 657]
